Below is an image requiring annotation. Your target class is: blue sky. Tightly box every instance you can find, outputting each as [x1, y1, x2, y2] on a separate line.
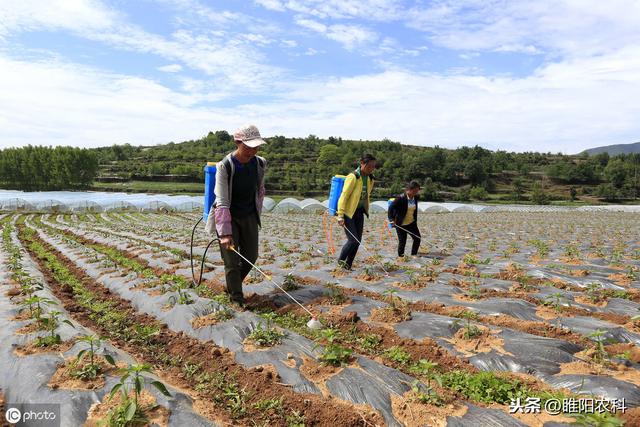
[1, 0, 639, 153]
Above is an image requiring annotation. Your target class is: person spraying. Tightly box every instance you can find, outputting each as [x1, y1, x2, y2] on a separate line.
[205, 124, 267, 306]
[388, 180, 422, 258]
[336, 154, 376, 270]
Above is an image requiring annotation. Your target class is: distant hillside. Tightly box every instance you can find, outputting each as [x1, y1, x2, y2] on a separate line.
[582, 142, 640, 156]
[83, 131, 640, 203]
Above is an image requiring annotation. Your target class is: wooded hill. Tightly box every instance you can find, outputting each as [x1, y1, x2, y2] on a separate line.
[88, 131, 640, 204]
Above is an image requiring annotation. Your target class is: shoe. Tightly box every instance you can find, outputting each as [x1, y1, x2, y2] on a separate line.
[337, 261, 351, 271]
[230, 297, 245, 307]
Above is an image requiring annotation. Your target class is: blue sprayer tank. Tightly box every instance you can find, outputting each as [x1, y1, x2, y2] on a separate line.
[328, 175, 346, 216]
[203, 162, 217, 222]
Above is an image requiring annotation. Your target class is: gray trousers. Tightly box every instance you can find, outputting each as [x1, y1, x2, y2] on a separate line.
[219, 212, 259, 300]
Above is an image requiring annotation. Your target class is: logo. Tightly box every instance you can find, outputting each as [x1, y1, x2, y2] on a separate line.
[5, 407, 21, 423]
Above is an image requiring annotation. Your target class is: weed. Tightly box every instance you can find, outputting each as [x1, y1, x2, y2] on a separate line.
[253, 397, 283, 411]
[383, 346, 412, 365]
[568, 411, 623, 426]
[440, 371, 530, 404]
[247, 319, 285, 347]
[282, 273, 299, 291]
[317, 344, 353, 367]
[358, 334, 382, 352]
[323, 282, 346, 305]
[286, 410, 305, 427]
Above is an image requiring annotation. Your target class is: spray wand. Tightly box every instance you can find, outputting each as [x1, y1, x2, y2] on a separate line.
[228, 245, 323, 330]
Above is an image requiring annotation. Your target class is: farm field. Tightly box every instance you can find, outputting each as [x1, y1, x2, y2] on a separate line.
[1, 210, 640, 426]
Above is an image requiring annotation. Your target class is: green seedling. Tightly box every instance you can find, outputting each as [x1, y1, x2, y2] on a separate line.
[73, 335, 116, 380]
[105, 363, 171, 426]
[586, 283, 603, 303]
[410, 380, 442, 406]
[409, 359, 441, 389]
[36, 310, 74, 347]
[21, 295, 54, 321]
[453, 311, 482, 339]
[588, 329, 609, 364]
[168, 288, 194, 306]
[467, 283, 481, 299]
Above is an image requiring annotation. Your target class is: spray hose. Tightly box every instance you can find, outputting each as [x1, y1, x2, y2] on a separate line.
[190, 217, 219, 287]
[322, 212, 336, 255]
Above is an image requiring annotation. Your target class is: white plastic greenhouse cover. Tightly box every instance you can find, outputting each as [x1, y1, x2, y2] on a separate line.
[1, 190, 639, 213]
[263, 197, 276, 212]
[175, 201, 203, 212]
[419, 203, 448, 213]
[70, 201, 103, 212]
[300, 198, 325, 213]
[0, 198, 35, 210]
[272, 201, 302, 213]
[104, 201, 138, 211]
[35, 199, 68, 211]
[141, 201, 175, 212]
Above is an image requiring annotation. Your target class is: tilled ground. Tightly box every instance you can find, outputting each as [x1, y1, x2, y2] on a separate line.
[2, 211, 640, 426]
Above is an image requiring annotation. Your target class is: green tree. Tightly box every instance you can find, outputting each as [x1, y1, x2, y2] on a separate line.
[531, 182, 550, 205]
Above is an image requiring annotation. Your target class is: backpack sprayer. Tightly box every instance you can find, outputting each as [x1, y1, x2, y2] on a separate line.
[326, 174, 390, 276]
[191, 161, 322, 330]
[189, 162, 219, 287]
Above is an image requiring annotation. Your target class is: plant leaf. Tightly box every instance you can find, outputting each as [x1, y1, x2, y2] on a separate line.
[109, 383, 122, 400]
[124, 401, 137, 422]
[103, 354, 116, 366]
[151, 380, 172, 397]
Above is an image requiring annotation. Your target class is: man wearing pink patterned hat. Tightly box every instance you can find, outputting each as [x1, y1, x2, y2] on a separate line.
[205, 124, 267, 306]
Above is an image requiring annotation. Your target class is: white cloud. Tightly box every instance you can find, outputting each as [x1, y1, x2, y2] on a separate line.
[256, 0, 402, 21]
[0, 55, 234, 148]
[2, 45, 640, 153]
[0, 0, 117, 36]
[295, 18, 377, 50]
[254, 0, 286, 12]
[326, 24, 378, 50]
[295, 18, 327, 33]
[0, 1, 281, 93]
[157, 63, 183, 73]
[406, 0, 640, 56]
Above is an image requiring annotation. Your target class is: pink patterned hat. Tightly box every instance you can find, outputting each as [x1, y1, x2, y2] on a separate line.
[233, 124, 267, 148]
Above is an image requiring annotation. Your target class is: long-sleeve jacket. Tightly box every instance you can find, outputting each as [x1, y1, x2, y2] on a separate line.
[388, 193, 420, 225]
[337, 170, 374, 219]
[204, 153, 266, 236]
